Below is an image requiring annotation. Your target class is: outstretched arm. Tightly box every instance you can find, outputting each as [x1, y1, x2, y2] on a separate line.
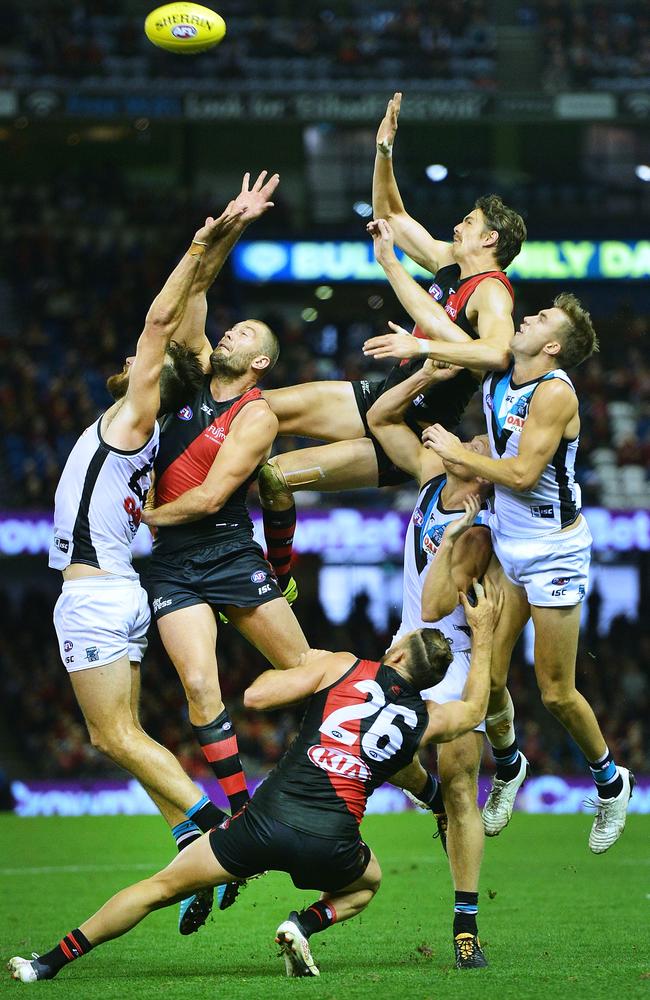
[423, 379, 578, 491]
[366, 360, 452, 483]
[421, 580, 500, 744]
[421, 496, 492, 622]
[106, 208, 243, 451]
[373, 93, 453, 274]
[142, 401, 278, 526]
[174, 170, 280, 369]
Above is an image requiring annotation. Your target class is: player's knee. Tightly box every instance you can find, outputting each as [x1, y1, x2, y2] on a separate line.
[441, 768, 478, 818]
[540, 683, 574, 718]
[258, 458, 291, 506]
[87, 721, 137, 762]
[181, 667, 221, 712]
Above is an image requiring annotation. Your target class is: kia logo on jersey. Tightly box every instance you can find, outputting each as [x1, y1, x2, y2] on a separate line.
[177, 406, 193, 421]
[307, 745, 372, 782]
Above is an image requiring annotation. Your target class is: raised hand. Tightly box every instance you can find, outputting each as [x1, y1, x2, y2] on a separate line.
[367, 217, 397, 266]
[376, 91, 402, 156]
[422, 423, 466, 465]
[192, 202, 245, 246]
[444, 494, 482, 542]
[363, 321, 422, 360]
[231, 170, 280, 223]
[459, 577, 502, 635]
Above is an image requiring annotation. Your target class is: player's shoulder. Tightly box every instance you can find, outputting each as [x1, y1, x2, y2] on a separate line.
[470, 274, 514, 308]
[233, 396, 279, 431]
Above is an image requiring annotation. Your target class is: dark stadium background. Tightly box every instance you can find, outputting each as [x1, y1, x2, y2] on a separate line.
[0, 0, 648, 817]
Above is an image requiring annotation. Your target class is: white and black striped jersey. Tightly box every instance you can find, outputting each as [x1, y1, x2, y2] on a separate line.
[49, 415, 159, 579]
[393, 475, 491, 653]
[483, 365, 580, 537]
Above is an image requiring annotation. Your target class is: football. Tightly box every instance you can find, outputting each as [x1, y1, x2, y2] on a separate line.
[144, 3, 226, 54]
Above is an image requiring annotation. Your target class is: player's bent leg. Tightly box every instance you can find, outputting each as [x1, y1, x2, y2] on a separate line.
[259, 438, 380, 598]
[156, 603, 222, 725]
[226, 597, 311, 670]
[438, 733, 487, 969]
[482, 563, 531, 836]
[531, 604, 633, 852]
[157, 602, 250, 821]
[275, 852, 381, 979]
[262, 381, 366, 441]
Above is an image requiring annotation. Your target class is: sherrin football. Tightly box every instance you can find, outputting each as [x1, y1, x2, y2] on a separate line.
[144, 3, 226, 54]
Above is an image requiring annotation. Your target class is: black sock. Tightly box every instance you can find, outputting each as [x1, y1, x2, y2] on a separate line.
[297, 900, 337, 938]
[186, 794, 228, 832]
[262, 505, 296, 589]
[38, 929, 93, 977]
[453, 892, 479, 936]
[419, 772, 445, 813]
[493, 738, 522, 781]
[193, 710, 249, 815]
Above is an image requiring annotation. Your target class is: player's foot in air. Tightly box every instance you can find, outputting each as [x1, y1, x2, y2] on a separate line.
[482, 752, 529, 836]
[178, 888, 214, 935]
[588, 767, 635, 854]
[7, 955, 54, 982]
[275, 912, 320, 977]
[454, 933, 488, 969]
[280, 576, 298, 606]
[403, 789, 448, 855]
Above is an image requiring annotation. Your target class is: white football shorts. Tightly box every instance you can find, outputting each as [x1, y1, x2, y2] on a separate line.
[53, 576, 150, 673]
[420, 649, 486, 734]
[491, 515, 591, 608]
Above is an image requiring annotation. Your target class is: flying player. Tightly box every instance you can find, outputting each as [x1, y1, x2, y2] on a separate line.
[166, 98, 525, 598]
[8, 580, 499, 984]
[367, 360, 494, 968]
[423, 293, 634, 852]
[47, 206, 245, 932]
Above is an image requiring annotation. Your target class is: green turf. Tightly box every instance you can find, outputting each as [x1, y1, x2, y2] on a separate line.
[1, 813, 648, 999]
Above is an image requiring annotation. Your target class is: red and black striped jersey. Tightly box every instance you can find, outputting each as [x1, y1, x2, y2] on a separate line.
[381, 263, 514, 431]
[152, 377, 263, 554]
[250, 657, 429, 839]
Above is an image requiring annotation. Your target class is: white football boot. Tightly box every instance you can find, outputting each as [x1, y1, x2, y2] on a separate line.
[275, 915, 320, 977]
[482, 752, 529, 836]
[7, 957, 39, 983]
[588, 767, 635, 854]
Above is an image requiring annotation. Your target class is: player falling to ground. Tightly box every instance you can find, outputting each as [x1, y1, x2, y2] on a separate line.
[47, 206, 247, 934]
[422, 294, 634, 852]
[172, 93, 525, 600]
[367, 361, 495, 969]
[8, 580, 500, 984]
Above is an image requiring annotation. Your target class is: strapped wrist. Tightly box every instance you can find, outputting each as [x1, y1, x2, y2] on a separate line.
[188, 239, 208, 257]
[377, 143, 393, 159]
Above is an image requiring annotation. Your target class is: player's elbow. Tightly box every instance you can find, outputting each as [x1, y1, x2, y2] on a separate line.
[512, 466, 540, 492]
[243, 686, 265, 710]
[489, 347, 512, 371]
[421, 596, 453, 623]
[367, 403, 390, 431]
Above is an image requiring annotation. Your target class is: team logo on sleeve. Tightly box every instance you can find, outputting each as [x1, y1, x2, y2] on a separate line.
[177, 405, 193, 421]
[308, 746, 371, 782]
[85, 646, 100, 663]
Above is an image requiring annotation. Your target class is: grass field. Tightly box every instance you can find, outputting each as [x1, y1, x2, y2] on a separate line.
[1, 812, 648, 999]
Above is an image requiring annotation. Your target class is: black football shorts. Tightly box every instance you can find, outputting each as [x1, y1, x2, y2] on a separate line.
[209, 804, 371, 893]
[146, 536, 282, 621]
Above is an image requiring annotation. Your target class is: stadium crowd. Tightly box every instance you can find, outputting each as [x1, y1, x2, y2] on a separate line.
[0, 171, 648, 510]
[2, 0, 496, 91]
[2, 573, 647, 782]
[521, 0, 650, 92]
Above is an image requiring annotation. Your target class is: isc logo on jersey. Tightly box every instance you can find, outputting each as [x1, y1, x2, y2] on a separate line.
[308, 745, 371, 782]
